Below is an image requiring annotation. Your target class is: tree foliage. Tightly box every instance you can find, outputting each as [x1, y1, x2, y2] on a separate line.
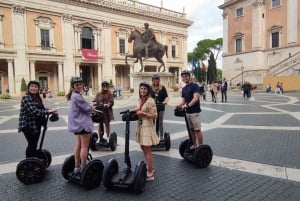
[20, 77, 27, 92]
[188, 38, 223, 83]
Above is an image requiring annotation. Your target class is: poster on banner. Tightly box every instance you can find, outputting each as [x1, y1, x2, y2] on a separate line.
[82, 49, 98, 61]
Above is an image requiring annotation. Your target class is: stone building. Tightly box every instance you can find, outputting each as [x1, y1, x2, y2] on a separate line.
[0, 0, 192, 96]
[219, 0, 300, 91]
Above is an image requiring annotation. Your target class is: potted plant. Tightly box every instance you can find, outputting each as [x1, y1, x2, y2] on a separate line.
[20, 77, 27, 96]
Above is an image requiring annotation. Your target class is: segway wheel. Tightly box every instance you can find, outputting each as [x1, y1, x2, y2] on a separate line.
[61, 155, 75, 180]
[102, 158, 119, 190]
[89, 132, 98, 151]
[133, 160, 147, 194]
[16, 158, 46, 185]
[192, 145, 213, 168]
[40, 149, 52, 168]
[81, 159, 104, 189]
[179, 139, 191, 158]
[164, 132, 171, 151]
[109, 132, 117, 151]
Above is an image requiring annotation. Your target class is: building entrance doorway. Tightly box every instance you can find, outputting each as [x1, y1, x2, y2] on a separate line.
[80, 66, 91, 87]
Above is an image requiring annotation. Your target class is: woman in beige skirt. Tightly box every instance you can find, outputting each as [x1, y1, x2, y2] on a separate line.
[133, 82, 159, 181]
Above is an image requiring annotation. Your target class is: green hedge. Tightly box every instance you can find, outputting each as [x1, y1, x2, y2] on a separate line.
[0, 93, 11, 99]
[57, 91, 65, 96]
[20, 77, 27, 92]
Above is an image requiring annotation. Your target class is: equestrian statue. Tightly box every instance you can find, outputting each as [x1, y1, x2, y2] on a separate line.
[125, 23, 168, 72]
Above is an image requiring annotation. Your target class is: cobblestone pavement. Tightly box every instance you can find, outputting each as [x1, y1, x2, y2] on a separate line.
[0, 91, 300, 201]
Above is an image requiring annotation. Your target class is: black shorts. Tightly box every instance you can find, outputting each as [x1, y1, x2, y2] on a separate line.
[74, 129, 91, 135]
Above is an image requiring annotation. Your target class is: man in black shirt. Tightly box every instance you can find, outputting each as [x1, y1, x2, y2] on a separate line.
[176, 70, 203, 149]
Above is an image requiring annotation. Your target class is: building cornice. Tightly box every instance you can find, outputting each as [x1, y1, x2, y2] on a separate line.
[49, 0, 193, 28]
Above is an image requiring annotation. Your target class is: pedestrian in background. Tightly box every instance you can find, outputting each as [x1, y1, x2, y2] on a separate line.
[221, 78, 228, 102]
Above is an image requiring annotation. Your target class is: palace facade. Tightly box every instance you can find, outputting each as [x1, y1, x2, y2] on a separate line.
[219, 0, 300, 91]
[0, 0, 192, 95]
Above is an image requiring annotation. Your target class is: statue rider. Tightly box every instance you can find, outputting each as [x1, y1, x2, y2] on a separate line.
[142, 22, 156, 60]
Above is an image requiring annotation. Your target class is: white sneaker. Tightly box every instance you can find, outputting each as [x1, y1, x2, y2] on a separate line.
[73, 167, 81, 174]
[190, 145, 197, 150]
[146, 171, 154, 181]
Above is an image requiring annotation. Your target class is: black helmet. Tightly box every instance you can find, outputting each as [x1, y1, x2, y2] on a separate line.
[181, 70, 191, 76]
[144, 22, 149, 27]
[152, 73, 160, 79]
[101, 81, 109, 87]
[49, 113, 59, 122]
[71, 77, 83, 85]
[139, 81, 150, 91]
[27, 80, 40, 90]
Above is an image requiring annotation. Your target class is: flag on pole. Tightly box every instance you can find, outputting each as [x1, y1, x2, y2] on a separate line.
[201, 61, 207, 72]
[192, 58, 196, 69]
[196, 59, 200, 69]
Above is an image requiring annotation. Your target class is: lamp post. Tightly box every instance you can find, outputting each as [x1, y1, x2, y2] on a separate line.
[205, 68, 208, 84]
[234, 58, 243, 85]
[241, 66, 244, 85]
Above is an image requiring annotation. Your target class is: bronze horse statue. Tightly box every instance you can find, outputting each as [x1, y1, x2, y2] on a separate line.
[125, 29, 168, 72]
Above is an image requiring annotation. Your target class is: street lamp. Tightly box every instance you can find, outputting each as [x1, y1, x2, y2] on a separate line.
[234, 58, 244, 84]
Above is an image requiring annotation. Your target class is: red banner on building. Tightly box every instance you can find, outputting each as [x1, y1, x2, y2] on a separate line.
[82, 49, 98, 61]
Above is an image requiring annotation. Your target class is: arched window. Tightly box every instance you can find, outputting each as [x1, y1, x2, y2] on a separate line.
[81, 27, 94, 49]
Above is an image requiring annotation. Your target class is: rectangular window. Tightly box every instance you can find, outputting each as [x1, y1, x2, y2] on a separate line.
[271, 32, 279, 48]
[119, 39, 125, 55]
[272, 0, 280, 7]
[236, 38, 242, 52]
[236, 8, 243, 17]
[40, 29, 50, 50]
[172, 45, 176, 58]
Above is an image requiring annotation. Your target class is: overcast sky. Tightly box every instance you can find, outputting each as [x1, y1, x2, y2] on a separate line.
[139, 0, 224, 52]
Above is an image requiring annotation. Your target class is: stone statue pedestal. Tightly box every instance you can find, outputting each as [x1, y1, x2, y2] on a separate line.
[130, 72, 173, 98]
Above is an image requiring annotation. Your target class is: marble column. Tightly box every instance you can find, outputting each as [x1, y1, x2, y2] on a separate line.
[0, 13, 4, 48]
[97, 63, 102, 90]
[75, 62, 80, 77]
[58, 62, 64, 91]
[29, 60, 36, 80]
[7, 59, 15, 94]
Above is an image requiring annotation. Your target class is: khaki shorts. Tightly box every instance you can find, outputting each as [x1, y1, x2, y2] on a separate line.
[186, 112, 201, 130]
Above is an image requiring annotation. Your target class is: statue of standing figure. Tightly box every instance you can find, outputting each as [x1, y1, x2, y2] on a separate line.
[125, 22, 168, 72]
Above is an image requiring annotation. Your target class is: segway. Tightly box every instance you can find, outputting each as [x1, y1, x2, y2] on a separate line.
[102, 110, 147, 194]
[174, 107, 213, 168]
[16, 113, 59, 184]
[61, 149, 104, 189]
[151, 102, 171, 151]
[89, 105, 117, 151]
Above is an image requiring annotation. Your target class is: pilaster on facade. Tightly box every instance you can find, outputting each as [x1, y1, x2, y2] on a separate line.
[222, 12, 228, 54]
[252, 0, 265, 7]
[252, 1, 265, 49]
[12, 5, 25, 15]
[12, 3, 28, 93]
[287, 0, 298, 44]
[62, 14, 72, 23]
[0, 13, 4, 48]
